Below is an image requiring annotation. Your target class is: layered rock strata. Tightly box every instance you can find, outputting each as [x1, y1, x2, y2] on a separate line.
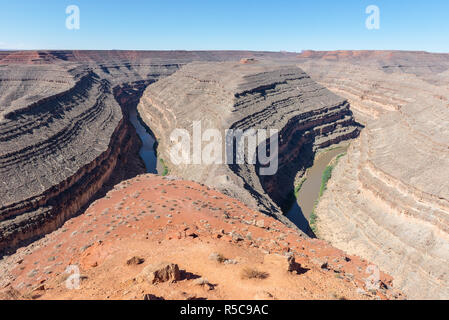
[0, 57, 172, 253]
[137, 61, 360, 230]
[297, 51, 449, 299]
[0, 66, 131, 253]
[0, 50, 302, 254]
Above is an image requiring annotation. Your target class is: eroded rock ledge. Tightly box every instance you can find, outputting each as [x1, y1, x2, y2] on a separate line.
[0, 59, 181, 253]
[0, 67, 132, 253]
[137, 61, 360, 231]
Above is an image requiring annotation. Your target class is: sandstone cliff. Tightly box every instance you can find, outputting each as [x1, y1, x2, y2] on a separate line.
[0, 66, 134, 253]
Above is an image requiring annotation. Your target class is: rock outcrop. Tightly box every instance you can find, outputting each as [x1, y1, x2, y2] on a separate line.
[137, 61, 360, 230]
[0, 175, 403, 300]
[139, 262, 181, 284]
[297, 51, 449, 299]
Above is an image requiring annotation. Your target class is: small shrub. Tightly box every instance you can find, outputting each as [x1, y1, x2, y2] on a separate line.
[209, 252, 227, 263]
[194, 277, 210, 286]
[159, 158, 169, 176]
[241, 267, 269, 280]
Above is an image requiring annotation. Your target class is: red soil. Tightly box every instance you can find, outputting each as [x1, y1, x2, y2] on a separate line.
[0, 174, 404, 300]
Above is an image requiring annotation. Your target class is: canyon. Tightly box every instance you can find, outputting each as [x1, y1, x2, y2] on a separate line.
[297, 50, 449, 299]
[0, 50, 447, 300]
[0, 50, 297, 254]
[137, 61, 360, 234]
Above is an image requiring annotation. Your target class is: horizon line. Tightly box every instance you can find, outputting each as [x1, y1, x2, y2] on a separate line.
[1, 49, 448, 54]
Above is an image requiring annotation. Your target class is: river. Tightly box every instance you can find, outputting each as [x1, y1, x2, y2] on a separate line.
[129, 107, 347, 235]
[129, 108, 158, 174]
[286, 145, 348, 234]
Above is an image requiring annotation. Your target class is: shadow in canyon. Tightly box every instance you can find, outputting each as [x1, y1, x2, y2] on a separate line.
[286, 201, 316, 238]
[258, 138, 316, 237]
[0, 81, 159, 258]
[86, 81, 160, 202]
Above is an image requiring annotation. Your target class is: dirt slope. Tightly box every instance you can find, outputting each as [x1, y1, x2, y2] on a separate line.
[0, 175, 403, 300]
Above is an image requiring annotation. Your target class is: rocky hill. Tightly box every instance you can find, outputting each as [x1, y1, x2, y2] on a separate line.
[137, 61, 360, 230]
[0, 175, 403, 300]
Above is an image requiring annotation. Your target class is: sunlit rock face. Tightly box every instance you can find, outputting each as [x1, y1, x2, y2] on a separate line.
[297, 50, 449, 299]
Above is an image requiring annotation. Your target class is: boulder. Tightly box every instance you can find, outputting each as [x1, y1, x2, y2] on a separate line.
[126, 256, 145, 266]
[139, 262, 181, 284]
[264, 253, 301, 273]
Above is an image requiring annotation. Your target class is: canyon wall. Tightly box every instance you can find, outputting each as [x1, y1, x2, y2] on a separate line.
[297, 51, 449, 299]
[0, 50, 301, 254]
[5, 50, 446, 299]
[0, 65, 134, 253]
[137, 61, 360, 231]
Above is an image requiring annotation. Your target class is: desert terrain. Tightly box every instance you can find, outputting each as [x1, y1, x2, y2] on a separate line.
[0, 50, 447, 299]
[0, 174, 402, 300]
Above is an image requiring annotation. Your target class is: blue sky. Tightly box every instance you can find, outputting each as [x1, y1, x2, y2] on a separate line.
[1, 0, 448, 52]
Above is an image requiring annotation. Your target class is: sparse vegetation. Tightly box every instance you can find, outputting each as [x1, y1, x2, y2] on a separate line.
[286, 176, 307, 212]
[310, 152, 346, 234]
[159, 158, 169, 176]
[319, 165, 333, 197]
[240, 267, 269, 280]
[209, 252, 227, 263]
[294, 177, 307, 199]
[194, 277, 210, 286]
[309, 202, 319, 234]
